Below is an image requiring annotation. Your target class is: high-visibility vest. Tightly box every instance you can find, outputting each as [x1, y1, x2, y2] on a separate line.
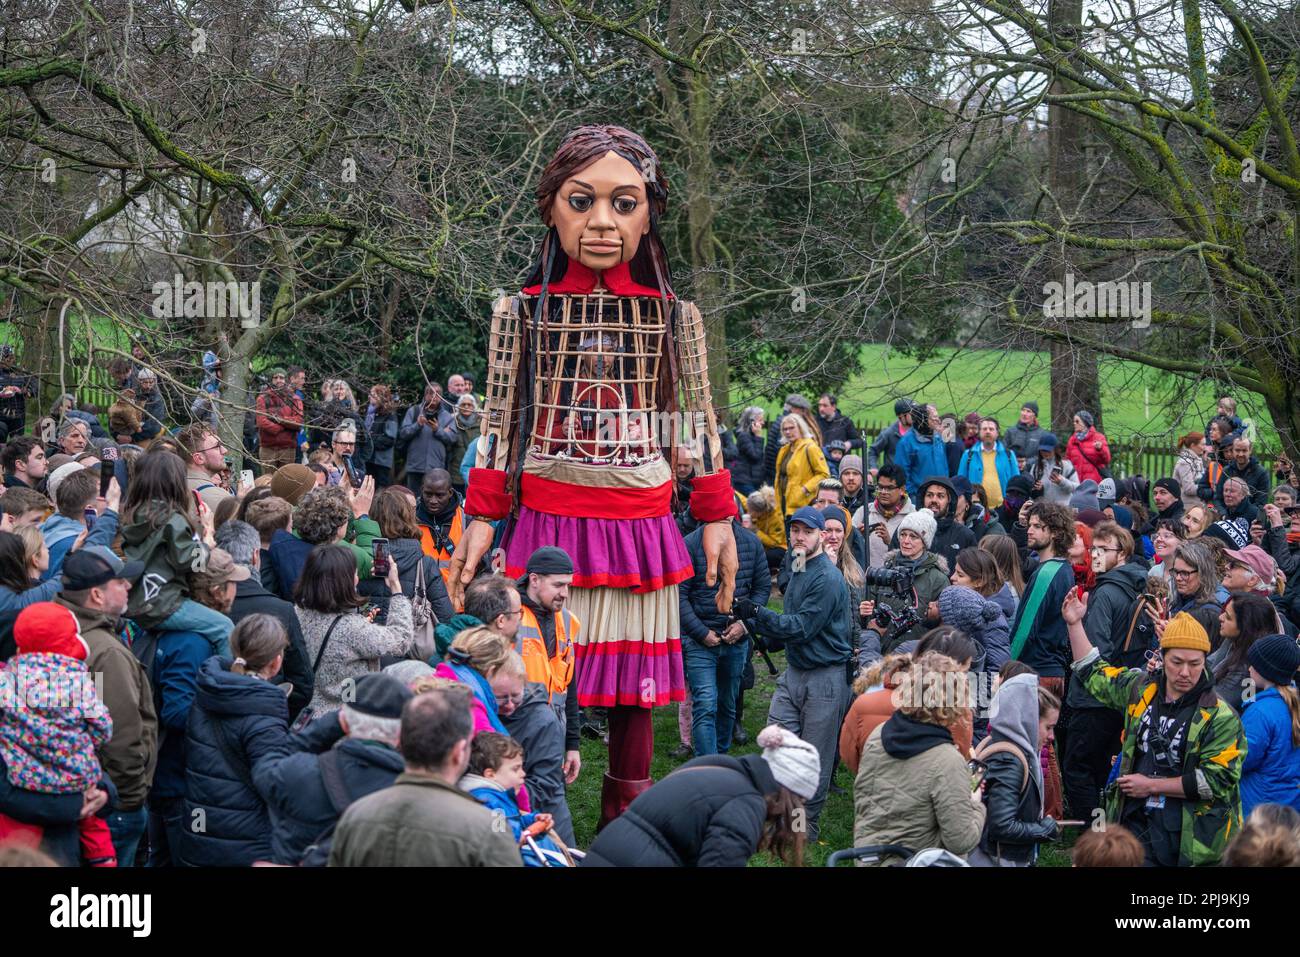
[515, 606, 578, 701]
[1205, 461, 1224, 498]
[419, 508, 465, 587]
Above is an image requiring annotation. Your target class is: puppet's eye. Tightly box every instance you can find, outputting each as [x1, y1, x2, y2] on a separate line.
[613, 196, 638, 214]
[568, 193, 593, 212]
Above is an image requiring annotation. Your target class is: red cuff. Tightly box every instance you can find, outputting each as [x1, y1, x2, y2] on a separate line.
[465, 468, 513, 520]
[690, 470, 737, 522]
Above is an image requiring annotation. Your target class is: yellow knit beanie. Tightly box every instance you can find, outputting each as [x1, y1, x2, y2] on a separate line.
[1159, 612, 1210, 654]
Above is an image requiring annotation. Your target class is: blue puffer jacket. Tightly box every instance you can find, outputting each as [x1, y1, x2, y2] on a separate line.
[679, 523, 771, 641]
[180, 656, 291, 867]
[1240, 687, 1300, 817]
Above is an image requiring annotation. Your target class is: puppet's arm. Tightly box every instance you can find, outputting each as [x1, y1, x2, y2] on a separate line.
[676, 301, 739, 612]
[449, 296, 521, 609]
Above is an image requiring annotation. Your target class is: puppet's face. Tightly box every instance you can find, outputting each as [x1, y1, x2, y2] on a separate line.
[549, 151, 650, 271]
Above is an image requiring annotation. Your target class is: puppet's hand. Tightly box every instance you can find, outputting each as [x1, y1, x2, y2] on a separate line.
[703, 520, 739, 613]
[447, 519, 495, 612]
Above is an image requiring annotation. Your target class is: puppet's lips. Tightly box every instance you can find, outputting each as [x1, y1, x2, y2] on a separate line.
[582, 241, 621, 252]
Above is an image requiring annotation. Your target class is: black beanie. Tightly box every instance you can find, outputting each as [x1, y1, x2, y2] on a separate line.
[1248, 634, 1300, 687]
[525, 546, 574, 577]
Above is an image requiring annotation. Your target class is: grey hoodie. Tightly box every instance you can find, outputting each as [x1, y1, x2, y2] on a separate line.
[987, 673, 1043, 803]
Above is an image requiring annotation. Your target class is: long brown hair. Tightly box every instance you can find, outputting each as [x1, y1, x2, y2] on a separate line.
[954, 547, 1002, 597]
[757, 787, 807, 867]
[980, 534, 1025, 594]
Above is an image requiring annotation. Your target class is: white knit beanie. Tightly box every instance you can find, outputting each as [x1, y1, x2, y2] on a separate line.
[47, 461, 87, 505]
[897, 508, 937, 548]
[756, 725, 821, 800]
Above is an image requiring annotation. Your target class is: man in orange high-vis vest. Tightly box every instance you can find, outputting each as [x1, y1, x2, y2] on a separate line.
[416, 469, 466, 587]
[518, 547, 582, 786]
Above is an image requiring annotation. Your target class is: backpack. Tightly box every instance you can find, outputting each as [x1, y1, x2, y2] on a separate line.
[1110, 590, 1160, 670]
[972, 738, 1030, 794]
[298, 748, 354, 867]
[128, 624, 169, 751]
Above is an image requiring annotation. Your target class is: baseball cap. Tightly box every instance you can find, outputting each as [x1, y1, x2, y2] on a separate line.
[200, 548, 252, 585]
[790, 505, 826, 531]
[62, 546, 145, 590]
[1223, 545, 1276, 586]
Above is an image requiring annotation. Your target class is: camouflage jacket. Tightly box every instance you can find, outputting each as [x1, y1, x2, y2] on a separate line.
[1073, 649, 1245, 866]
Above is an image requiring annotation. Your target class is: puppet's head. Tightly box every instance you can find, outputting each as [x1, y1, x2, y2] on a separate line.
[527, 125, 673, 297]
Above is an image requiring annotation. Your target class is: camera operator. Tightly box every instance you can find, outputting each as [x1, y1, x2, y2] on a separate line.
[860, 510, 949, 656]
[733, 506, 851, 840]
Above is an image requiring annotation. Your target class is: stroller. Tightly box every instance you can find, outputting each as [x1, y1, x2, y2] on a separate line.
[519, 818, 585, 867]
[826, 845, 969, 867]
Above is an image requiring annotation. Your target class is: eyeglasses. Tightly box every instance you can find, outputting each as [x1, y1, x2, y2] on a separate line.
[876, 484, 899, 493]
[195, 443, 225, 454]
[494, 692, 524, 706]
[1089, 545, 1122, 554]
[1171, 568, 1198, 579]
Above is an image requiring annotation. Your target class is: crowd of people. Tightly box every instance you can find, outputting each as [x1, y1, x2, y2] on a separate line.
[1, 342, 1299, 869]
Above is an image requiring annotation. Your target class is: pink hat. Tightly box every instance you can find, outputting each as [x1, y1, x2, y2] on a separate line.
[1223, 545, 1276, 592]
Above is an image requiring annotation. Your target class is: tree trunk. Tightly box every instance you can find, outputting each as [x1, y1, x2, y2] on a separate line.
[1046, 0, 1101, 434]
[679, 20, 728, 417]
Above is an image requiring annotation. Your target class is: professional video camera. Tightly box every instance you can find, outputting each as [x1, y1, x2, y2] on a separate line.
[864, 566, 913, 591]
[863, 564, 921, 641]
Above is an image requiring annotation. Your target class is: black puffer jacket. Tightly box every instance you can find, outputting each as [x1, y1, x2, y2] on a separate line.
[252, 712, 406, 865]
[977, 748, 1056, 864]
[229, 577, 314, 721]
[581, 753, 780, 867]
[734, 430, 766, 490]
[679, 523, 771, 641]
[181, 656, 291, 867]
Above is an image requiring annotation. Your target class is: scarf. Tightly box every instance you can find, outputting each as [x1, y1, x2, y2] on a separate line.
[1289, 529, 1300, 545]
[1075, 429, 1090, 442]
[446, 661, 508, 735]
[455, 412, 477, 431]
[365, 403, 377, 431]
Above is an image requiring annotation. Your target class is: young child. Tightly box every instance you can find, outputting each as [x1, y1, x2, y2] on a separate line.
[120, 448, 232, 655]
[0, 602, 117, 865]
[462, 732, 568, 867]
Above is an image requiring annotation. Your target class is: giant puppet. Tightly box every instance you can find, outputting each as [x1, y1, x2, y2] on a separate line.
[448, 125, 738, 827]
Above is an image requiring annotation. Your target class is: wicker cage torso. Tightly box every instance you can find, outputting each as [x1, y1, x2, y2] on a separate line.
[517, 290, 671, 468]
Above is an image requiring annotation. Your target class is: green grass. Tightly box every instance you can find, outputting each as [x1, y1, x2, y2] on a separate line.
[568, 588, 1073, 867]
[738, 343, 1274, 440]
[567, 644, 857, 867]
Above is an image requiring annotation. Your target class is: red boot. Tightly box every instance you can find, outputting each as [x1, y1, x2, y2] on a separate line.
[597, 772, 652, 832]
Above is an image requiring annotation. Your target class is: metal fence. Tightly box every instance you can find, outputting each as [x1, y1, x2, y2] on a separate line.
[852, 420, 1278, 481]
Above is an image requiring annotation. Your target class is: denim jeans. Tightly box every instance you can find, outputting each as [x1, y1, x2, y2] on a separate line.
[106, 806, 149, 867]
[161, 598, 232, 657]
[147, 795, 186, 867]
[682, 637, 748, 756]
